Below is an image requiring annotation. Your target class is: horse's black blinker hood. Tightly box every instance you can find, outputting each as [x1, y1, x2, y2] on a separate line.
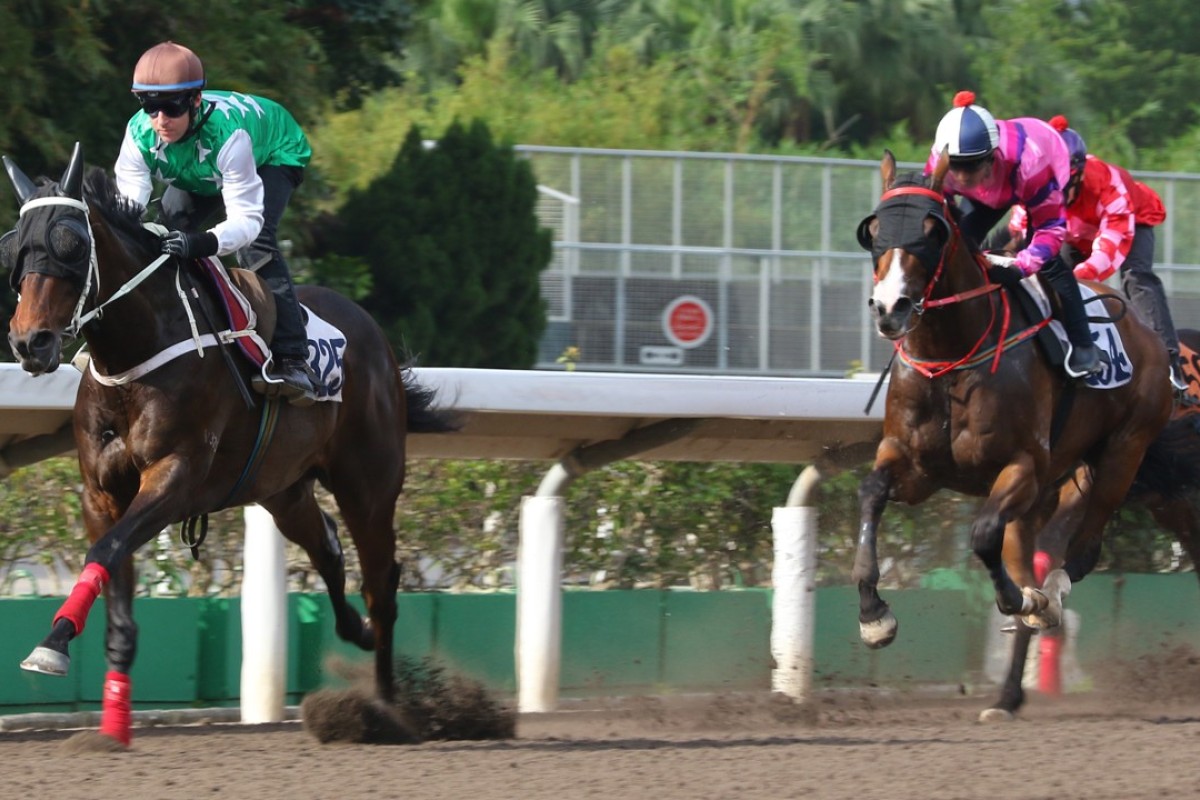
[857, 192, 950, 271]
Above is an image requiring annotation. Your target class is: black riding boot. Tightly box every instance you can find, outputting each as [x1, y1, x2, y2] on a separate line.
[246, 251, 316, 406]
[1122, 268, 1186, 391]
[1042, 256, 1103, 378]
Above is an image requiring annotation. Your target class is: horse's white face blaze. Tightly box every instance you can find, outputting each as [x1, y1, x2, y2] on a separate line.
[871, 249, 908, 315]
[869, 249, 921, 340]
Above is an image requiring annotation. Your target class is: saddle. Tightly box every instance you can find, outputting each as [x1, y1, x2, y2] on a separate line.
[1001, 276, 1127, 389]
[191, 256, 275, 369]
[190, 256, 347, 403]
[1008, 277, 1065, 369]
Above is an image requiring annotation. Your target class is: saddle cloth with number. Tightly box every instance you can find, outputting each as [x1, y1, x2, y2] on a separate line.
[197, 256, 346, 402]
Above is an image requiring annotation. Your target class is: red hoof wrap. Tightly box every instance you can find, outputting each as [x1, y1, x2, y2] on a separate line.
[99, 670, 133, 746]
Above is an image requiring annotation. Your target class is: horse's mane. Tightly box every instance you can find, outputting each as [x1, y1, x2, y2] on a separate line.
[81, 167, 161, 258]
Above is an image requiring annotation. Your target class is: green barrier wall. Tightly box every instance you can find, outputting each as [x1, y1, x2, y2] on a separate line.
[0, 576, 1196, 713]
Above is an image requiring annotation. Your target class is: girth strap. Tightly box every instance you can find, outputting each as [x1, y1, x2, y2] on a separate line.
[180, 514, 208, 561]
[180, 397, 282, 561]
[220, 397, 283, 509]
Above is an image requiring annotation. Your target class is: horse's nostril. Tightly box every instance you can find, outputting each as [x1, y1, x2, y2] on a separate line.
[28, 331, 60, 357]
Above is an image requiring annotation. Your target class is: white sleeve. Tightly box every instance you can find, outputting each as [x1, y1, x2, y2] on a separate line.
[113, 129, 153, 208]
[209, 129, 265, 256]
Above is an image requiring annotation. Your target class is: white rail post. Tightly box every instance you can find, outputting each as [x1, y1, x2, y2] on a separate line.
[516, 495, 565, 713]
[771, 504, 817, 700]
[240, 504, 287, 723]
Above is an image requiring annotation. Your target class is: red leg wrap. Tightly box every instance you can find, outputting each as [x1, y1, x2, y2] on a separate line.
[1033, 550, 1063, 696]
[1038, 631, 1063, 696]
[99, 670, 133, 746]
[52, 562, 110, 636]
[1032, 551, 1052, 586]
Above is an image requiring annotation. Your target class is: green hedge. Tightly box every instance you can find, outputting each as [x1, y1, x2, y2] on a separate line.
[2, 457, 1190, 599]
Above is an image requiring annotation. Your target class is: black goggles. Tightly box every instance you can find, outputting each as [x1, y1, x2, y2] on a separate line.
[137, 93, 194, 119]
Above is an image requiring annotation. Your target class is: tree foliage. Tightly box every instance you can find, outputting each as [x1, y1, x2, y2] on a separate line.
[4, 0, 1200, 593]
[326, 119, 551, 367]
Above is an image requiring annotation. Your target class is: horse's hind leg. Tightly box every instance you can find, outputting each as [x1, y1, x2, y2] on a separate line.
[1063, 436, 1164, 586]
[262, 482, 373, 651]
[1147, 495, 1200, 586]
[323, 440, 404, 704]
[328, 487, 401, 704]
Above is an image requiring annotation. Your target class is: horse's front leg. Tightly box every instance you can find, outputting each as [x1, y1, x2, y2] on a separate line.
[981, 620, 1036, 722]
[972, 456, 1041, 617]
[854, 439, 923, 649]
[1015, 471, 1090, 630]
[21, 456, 196, 677]
[855, 465, 896, 647]
[98, 557, 138, 745]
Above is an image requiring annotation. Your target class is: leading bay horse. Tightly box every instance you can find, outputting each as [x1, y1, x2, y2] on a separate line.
[854, 150, 1177, 720]
[2, 144, 458, 745]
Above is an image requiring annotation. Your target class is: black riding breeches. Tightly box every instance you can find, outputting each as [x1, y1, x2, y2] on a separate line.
[1120, 226, 1180, 358]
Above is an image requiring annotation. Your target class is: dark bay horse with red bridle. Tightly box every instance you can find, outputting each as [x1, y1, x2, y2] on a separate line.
[854, 150, 1179, 720]
[2, 144, 457, 745]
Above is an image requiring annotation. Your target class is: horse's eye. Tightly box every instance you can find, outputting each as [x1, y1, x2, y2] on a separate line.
[46, 218, 89, 265]
[0, 230, 17, 272]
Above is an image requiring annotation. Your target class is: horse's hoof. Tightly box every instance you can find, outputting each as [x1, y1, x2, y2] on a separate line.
[859, 610, 898, 649]
[1042, 569, 1072, 598]
[1021, 614, 1060, 630]
[1021, 570, 1072, 630]
[21, 646, 69, 676]
[979, 707, 1015, 723]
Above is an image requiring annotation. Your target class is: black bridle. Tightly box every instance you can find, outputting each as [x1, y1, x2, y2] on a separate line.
[2, 143, 95, 304]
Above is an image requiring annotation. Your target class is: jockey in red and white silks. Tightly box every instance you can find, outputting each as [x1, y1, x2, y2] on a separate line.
[1009, 156, 1165, 283]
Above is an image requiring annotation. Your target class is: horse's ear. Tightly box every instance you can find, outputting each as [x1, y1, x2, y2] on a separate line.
[856, 215, 878, 251]
[60, 142, 84, 201]
[2, 156, 36, 205]
[881, 150, 896, 192]
[925, 212, 951, 245]
[929, 146, 950, 193]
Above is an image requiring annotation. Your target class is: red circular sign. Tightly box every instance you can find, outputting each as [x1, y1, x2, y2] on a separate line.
[663, 296, 713, 349]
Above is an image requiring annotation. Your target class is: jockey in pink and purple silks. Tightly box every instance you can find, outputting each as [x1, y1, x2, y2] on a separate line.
[923, 90, 1103, 378]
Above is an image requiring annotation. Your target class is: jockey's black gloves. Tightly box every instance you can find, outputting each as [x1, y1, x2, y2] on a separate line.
[987, 264, 1024, 288]
[162, 230, 219, 259]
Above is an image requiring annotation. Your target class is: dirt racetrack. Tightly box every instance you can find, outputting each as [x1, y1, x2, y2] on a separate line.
[3, 679, 1200, 800]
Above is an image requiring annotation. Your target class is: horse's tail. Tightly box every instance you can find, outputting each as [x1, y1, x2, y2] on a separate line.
[400, 366, 462, 434]
[1130, 415, 1200, 499]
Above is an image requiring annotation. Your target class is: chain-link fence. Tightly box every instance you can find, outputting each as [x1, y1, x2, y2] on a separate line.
[523, 145, 1200, 376]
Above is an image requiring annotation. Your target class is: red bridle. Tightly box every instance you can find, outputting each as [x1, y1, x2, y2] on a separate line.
[873, 186, 1037, 377]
